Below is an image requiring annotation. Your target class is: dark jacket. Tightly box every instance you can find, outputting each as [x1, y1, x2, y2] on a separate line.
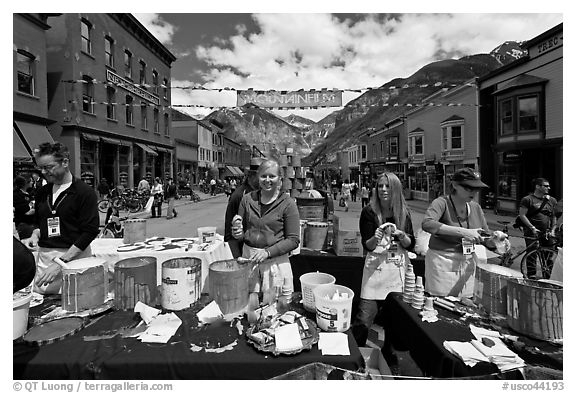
[33, 177, 100, 250]
[224, 183, 255, 258]
[359, 205, 415, 254]
[13, 189, 35, 226]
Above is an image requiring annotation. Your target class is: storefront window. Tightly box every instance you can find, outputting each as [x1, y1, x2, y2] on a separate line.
[80, 139, 96, 188]
[119, 146, 130, 187]
[499, 99, 513, 135]
[410, 167, 428, 192]
[132, 145, 142, 184]
[498, 165, 518, 199]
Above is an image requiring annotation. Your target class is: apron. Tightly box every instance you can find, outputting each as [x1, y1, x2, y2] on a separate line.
[34, 246, 92, 295]
[242, 244, 293, 305]
[360, 239, 408, 300]
[424, 248, 477, 298]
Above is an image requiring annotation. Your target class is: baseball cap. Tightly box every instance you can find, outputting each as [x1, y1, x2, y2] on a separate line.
[452, 168, 488, 188]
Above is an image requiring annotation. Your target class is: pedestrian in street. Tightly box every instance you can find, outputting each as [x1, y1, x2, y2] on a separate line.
[341, 179, 352, 212]
[361, 185, 370, 208]
[232, 159, 300, 309]
[150, 177, 164, 218]
[225, 158, 262, 258]
[230, 178, 237, 195]
[21, 142, 100, 294]
[210, 178, 217, 196]
[350, 180, 358, 202]
[331, 179, 338, 200]
[164, 177, 178, 220]
[352, 172, 415, 355]
[517, 177, 558, 278]
[137, 177, 150, 194]
[421, 168, 489, 298]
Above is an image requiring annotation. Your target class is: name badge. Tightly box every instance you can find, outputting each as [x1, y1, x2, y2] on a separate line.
[462, 239, 474, 255]
[47, 217, 61, 237]
[387, 242, 402, 265]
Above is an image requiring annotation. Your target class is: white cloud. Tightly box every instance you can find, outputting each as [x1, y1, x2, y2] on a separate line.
[174, 13, 562, 121]
[133, 13, 176, 45]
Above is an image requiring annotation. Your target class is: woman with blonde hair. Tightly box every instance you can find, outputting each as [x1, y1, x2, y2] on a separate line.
[352, 172, 415, 347]
[232, 159, 300, 309]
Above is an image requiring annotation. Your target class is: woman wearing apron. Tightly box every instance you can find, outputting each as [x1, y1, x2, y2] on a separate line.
[352, 172, 415, 347]
[421, 168, 489, 298]
[231, 159, 300, 309]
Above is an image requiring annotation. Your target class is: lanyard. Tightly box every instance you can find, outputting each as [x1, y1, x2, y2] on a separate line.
[47, 192, 68, 215]
[449, 196, 469, 229]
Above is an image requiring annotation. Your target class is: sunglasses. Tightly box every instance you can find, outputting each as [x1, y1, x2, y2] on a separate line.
[541, 184, 551, 188]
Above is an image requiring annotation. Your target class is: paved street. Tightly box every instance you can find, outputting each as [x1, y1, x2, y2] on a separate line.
[102, 190, 527, 273]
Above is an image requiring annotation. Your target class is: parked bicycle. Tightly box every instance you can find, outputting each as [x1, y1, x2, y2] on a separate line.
[98, 206, 128, 238]
[495, 220, 558, 279]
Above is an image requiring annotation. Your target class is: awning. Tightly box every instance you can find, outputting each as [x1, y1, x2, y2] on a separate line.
[101, 136, 122, 145]
[82, 133, 100, 142]
[13, 127, 33, 161]
[232, 166, 244, 176]
[223, 166, 235, 177]
[135, 142, 158, 156]
[154, 146, 172, 154]
[14, 120, 55, 154]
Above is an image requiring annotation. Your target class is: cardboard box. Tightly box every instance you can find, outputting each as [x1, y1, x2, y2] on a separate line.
[333, 214, 363, 257]
[359, 347, 394, 380]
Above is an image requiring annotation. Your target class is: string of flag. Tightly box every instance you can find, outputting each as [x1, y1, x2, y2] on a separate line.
[61, 78, 476, 93]
[66, 99, 482, 111]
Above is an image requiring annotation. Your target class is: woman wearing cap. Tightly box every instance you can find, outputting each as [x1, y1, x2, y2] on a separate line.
[352, 171, 415, 347]
[231, 159, 300, 309]
[421, 168, 490, 298]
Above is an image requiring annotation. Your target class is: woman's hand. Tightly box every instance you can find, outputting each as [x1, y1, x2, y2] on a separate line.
[231, 225, 244, 240]
[36, 263, 62, 287]
[250, 249, 269, 264]
[461, 228, 485, 243]
[374, 226, 385, 243]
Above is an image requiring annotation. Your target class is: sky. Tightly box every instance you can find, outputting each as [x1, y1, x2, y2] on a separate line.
[132, 11, 563, 122]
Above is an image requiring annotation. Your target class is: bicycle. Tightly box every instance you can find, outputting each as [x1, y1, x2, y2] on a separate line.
[98, 206, 128, 238]
[495, 220, 558, 279]
[112, 189, 143, 213]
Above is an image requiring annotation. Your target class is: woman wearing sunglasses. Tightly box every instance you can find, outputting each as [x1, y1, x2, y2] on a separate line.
[421, 168, 490, 298]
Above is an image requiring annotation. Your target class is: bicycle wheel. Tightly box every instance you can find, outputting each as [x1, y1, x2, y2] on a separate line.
[127, 199, 142, 213]
[97, 199, 111, 213]
[520, 247, 557, 279]
[100, 228, 116, 238]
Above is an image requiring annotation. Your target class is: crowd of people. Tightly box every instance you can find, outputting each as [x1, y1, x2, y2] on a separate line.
[13, 143, 562, 364]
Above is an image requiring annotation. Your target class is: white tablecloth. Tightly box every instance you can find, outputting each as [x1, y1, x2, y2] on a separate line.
[90, 237, 233, 293]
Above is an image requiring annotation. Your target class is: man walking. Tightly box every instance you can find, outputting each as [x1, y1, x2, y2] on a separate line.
[164, 177, 178, 219]
[518, 177, 558, 278]
[210, 178, 217, 196]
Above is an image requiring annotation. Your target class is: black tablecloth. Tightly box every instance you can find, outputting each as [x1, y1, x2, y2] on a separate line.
[14, 301, 363, 380]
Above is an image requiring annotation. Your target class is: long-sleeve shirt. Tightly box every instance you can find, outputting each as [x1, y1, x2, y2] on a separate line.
[33, 177, 100, 250]
[237, 190, 300, 258]
[422, 196, 488, 253]
[359, 205, 415, 254]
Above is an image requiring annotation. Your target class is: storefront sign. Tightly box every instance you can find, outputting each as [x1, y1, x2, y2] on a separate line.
[237, 89, 342, 108]
[106, 70, 160, 106]
[503, 151, 522, 162]
[536, 33, 562, 56]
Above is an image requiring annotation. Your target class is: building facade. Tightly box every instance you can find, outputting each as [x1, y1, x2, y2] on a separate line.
[365, 117, 408, 187]
[405, 81, 480, 201]
[171, 109, 199, 184]
[44, 13, 176, 189]
[13, 14, 56, 171]
[478, 23, 563, 214]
